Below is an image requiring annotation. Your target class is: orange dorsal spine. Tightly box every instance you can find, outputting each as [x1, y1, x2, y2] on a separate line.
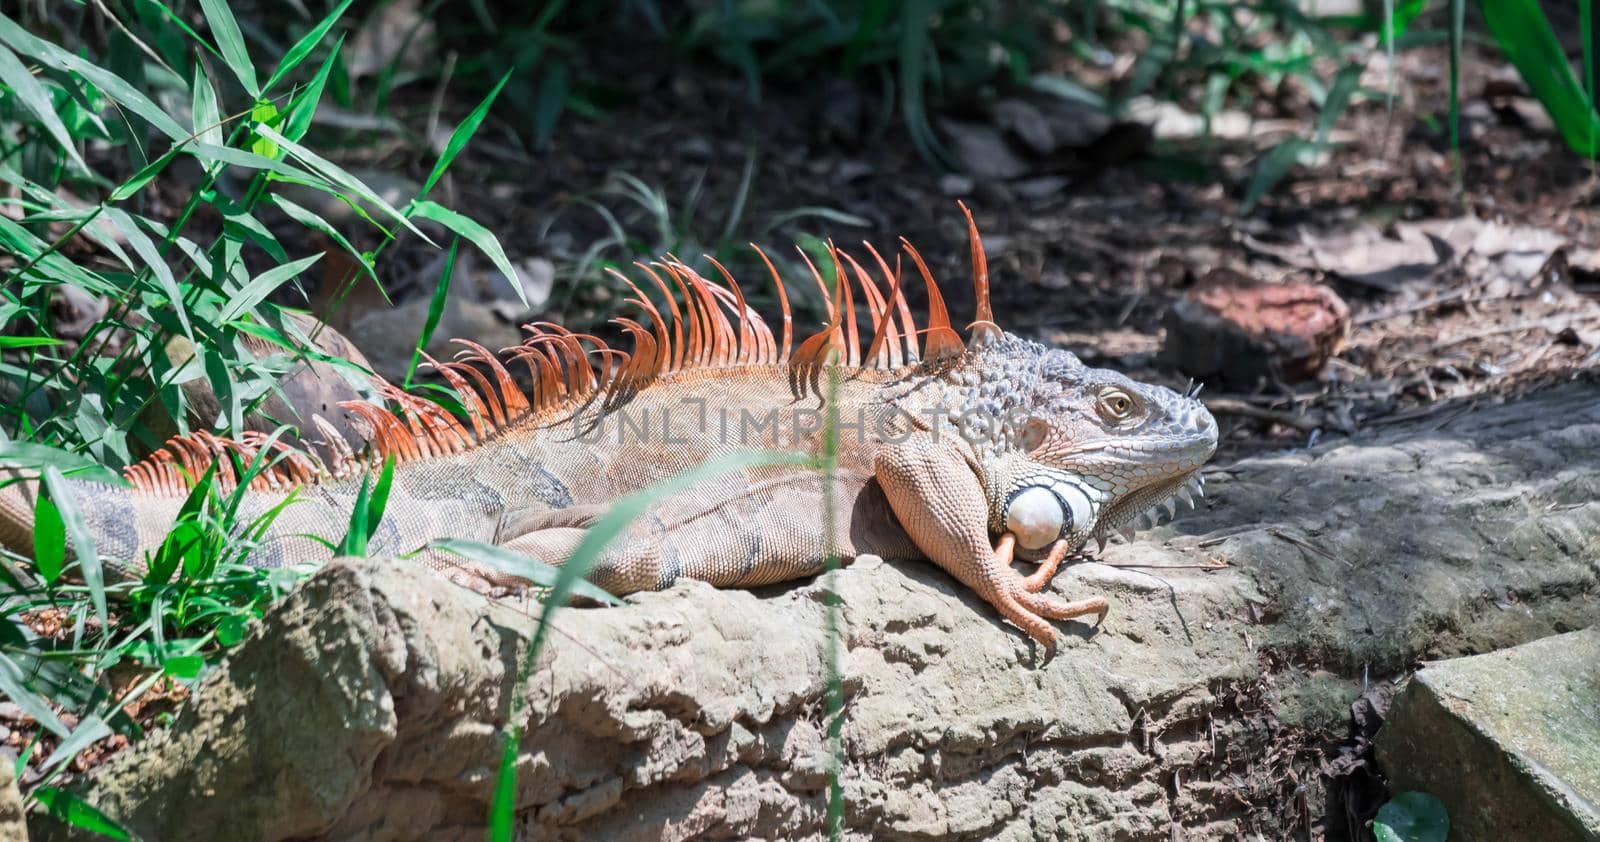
[121, 208, 1009, 495]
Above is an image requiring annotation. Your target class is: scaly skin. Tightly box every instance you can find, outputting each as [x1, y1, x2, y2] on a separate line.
[0, 209, 1216, 653]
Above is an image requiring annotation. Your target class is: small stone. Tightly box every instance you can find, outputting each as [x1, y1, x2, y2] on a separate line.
[1160, 273, 1351, 386]
[939, 174, 975, 197]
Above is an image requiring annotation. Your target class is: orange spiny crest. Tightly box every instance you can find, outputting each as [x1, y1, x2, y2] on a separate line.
[899, 237, 965, 364]
[750, 244, 794, 361]
[123, 428, 326, 496]
[958, 200, 1000, 345]
[863, 241, 919, 363]
[125, 206, 1008, 495]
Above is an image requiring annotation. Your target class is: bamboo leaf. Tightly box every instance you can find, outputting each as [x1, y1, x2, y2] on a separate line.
[423, 70, 512, 199]
[265, 0, 354, 92]
[198, 0, 259, 95]
[101, 207, 193, 339]
[255, 125, 433, 243]
[405, 238, 458, 386]
[217, 253, 322, 324]
[41, 466, 106, 627]
[0, 42, 89, 173]
[406, 199, 523, 306]
[191, 63, 225, 147]
[0, 14, 187, 142]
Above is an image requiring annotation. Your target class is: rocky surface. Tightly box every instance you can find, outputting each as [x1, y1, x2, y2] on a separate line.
[1378, 627, 1600, 842]
[0, 759, 23, 842]
[29, 380, 1600, 841]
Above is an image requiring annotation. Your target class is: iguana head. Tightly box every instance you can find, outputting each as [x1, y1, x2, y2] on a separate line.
[949, 336, 1218, 557]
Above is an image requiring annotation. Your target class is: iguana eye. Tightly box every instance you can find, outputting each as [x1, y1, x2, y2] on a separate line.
[1097, 388, 1136, 422]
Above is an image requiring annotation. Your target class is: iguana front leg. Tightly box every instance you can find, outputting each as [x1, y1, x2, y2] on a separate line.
[873, 434, 1107, 654]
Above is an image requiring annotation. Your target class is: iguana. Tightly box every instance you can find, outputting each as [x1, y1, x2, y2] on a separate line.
[0, 205, 1216, 653]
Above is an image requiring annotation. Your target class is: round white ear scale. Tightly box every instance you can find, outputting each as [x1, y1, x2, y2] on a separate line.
[1005, 486, 1067, 551]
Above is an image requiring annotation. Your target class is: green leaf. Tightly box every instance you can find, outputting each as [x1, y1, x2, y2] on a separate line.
[488, 725, 521, 842]
[268, 193, 378, 285]
[41, 466, 106, 627]
[264, 0, 354, 92]
[0, 14, 186, 142]
[1241, 138, 1310, 214]
[41, 713, 111, 771]
[32, 786, 130, 840]
[255, 125, 433, 243]
[0, 651, 69, 737]
[101, 207, 193, 338]
[109, 143, 187, 203]
[429, 538, 620, 605]
[191, 63, 225, 147]
[1374, 791, 1449, 842]
[335, 456, 393, 558]
[216, 614, 249, 646]
[0, 336, 62, 349]
[161, 654, 204, 679]
[422, 70, 512, 199]
[406, 199, 523, 306]
[217, 253, 321, 324]
[533, 60, 569, 150]
[282, 34, 345, 142]
[198, 0, 259, 95]
[0, 442, 124, 485]
[405, 237, 458, 386]
[249, 100, 281, 159]
[525, 450, 810, 668]
[0, 42, 89, 173]
[1479, 0, 1600, 157]
[32, 494, 64, 584]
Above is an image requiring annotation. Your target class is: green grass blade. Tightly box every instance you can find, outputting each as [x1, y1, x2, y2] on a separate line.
[1242, 138, 1310, 214]
[0, 42, 89, 174]
[40, 467, 105, 627]
[41, 713, 111, 771]
[484, 449, 809, 834]
[1585, 0, 1596, 156]
[1448, 0, 1464, 174]
[198, 0, 260, 95]
[31, 786, 130, 840]
[264, 0, 354, 92]
[365, 455, 395, 543]
[488, 724, 521, 842]
[1477, 0, 1600, 157]
[335, 473, 373, 559]
[406, 200, 523, 306]
[421, 69, 512, 199]
[524, 450, 808, 676]
[405, 238, 458, 387]
[32, 494, 64, 584]
[0, 442, 123, 484]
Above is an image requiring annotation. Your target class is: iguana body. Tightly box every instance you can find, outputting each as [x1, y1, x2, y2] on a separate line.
[0, 207, 1217, 652]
